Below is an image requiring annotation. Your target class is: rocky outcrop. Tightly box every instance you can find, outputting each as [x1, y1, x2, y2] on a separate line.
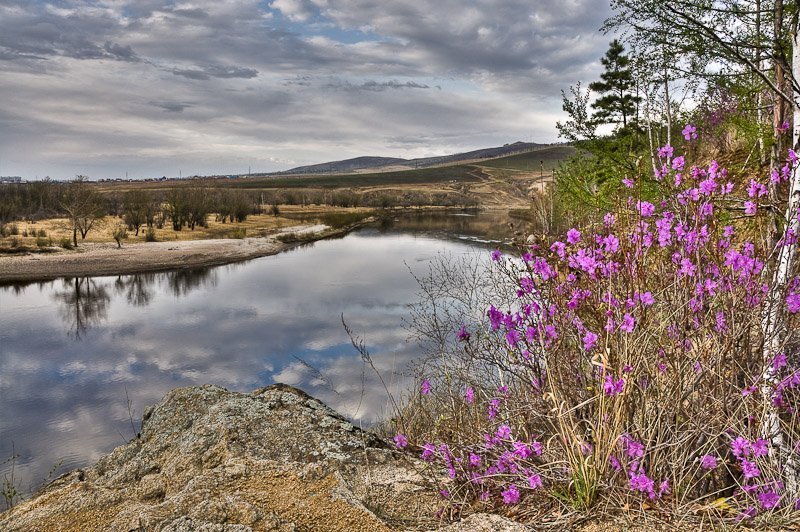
[0, 384, 524, 531]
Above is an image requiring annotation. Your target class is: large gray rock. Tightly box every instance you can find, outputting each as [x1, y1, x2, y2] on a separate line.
[1, 384, 526, 531]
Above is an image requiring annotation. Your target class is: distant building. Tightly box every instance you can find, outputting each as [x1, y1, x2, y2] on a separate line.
[0, 176, 22, 183]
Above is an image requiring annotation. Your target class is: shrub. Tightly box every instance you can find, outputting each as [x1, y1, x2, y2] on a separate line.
[112, 225, 128, 248]
[60, 238, 74, 250]
[36, 236, 51, 248]
[401, 127, 800, 523]
[37, 229, 47, 237]
[144, 227, 157, 242]
[228, 227, 247, 239]
[7, 224, 18, 236]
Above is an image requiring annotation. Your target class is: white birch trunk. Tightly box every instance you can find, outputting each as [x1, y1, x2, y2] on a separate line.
[761, 21, 800, 495]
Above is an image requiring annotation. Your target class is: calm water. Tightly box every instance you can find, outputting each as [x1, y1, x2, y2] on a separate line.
[0, 211, 513, 498]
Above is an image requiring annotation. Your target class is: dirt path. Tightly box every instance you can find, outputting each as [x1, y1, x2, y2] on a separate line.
[0, 225, 326, 284]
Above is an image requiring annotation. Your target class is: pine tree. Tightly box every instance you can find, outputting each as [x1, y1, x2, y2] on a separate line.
[589, 40, 640, 128]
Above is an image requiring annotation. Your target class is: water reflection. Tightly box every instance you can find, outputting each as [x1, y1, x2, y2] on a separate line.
[53, 278, 111, 339]
[114, 273, 157, 307]
[0, 212, 508, 501]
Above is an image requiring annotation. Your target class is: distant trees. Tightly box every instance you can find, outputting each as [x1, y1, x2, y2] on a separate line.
[121, 190, 156, 235]
[60, 177, 106, 247]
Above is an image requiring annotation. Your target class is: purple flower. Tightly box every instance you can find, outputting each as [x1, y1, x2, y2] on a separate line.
[787, 292, 800, 313]
[639, 291, 655, 306]
[619, 313, 635, 333]
[550, 241, 566, 258]
[637, 201, 655, 217]
[741, 459, 761, 479]
[496, 424, 512, 440]
[657, 144, 674, 158]
[682, 124, 697, 141]
[700, 454, 718, 470]
[501, 484, 520, 504]
[623, 437, 644, 459]
[752, 438, 769, 458]
[513, 441, 532, 459]
[491, 249, 502, 261]
[527, 473, 543, 489]
[457, 325, 470, 341]
[672, 155, 685, 170]
[583, 330, 599, 352]
[421, 443, 436, 461]
[469, 453, 482, 467]
[629, 471, 655, 498]
[622, 177, 634, 188]
[731, 436, 751, 458]
[505, 328, 521, 346]
[420, 379, 431, 395]
[603, 374, 625, 396]
[488, 398, 500, 419]
[465, 387, 474, 404]
[759, 490, 781, 510]
[678, 258, 696, 277]
[744, 200, 757, 215]
[566, 228, 581, 244]
[393, 433, 408, 449]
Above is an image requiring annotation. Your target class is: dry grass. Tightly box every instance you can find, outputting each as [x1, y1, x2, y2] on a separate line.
[0, 206, 377, 251]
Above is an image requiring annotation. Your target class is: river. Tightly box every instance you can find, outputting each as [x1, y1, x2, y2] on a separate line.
[0, 211, 522, 500]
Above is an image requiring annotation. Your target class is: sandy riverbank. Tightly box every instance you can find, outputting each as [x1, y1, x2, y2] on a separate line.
[0, 224, 330, 284]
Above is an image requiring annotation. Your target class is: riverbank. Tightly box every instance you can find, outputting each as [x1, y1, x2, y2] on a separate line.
[0, 222, 365, 284]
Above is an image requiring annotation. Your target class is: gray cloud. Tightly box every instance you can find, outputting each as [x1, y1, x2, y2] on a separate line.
[0, 0, 615, 179]
[171, 64, 258, 80]
[324, 79, 432, 92]
[149, 101, 194, 113]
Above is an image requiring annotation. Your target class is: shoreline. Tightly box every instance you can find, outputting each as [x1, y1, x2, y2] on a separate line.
[0, 222, 369, 285]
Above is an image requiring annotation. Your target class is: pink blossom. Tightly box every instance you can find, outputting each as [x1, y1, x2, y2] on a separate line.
[566, 228, 581, 244]
[619, 313, 635, 333]
[465, 387, 474, 404]
[393, 433, 408, 449]
[787, 292, 800, 313]
[639, 291, 655, 306]
[637, 201, 655, 217]
[603, 374, 625, 396]
[700, 454, 718, 470]
[501, 484, 520, 504]
[682, 124, 697, 141]
[583, 330, 599, 352]
[759, 490, 781, 510]
[420, 379, 431, 395]
[744, 201, 757, 215]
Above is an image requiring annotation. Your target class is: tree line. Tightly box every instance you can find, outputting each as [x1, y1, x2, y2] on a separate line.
[0, 179, 479, 246]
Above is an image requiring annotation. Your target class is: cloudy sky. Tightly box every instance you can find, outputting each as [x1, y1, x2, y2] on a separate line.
[0, 0, 614, 179]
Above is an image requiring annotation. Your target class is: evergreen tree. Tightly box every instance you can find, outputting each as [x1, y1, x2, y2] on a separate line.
[589, 40, 640, 128]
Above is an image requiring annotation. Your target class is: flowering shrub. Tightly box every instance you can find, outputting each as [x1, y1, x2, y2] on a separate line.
[400, 128, 800, 522]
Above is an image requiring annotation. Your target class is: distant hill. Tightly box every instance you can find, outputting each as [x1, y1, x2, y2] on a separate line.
[276, 141, 553, 175]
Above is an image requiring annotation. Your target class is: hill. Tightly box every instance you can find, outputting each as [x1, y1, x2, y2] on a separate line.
[275, 141, 557, 175]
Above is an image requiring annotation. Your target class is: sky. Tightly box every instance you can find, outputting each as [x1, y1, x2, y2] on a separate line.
[0, 0, 615, 180]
